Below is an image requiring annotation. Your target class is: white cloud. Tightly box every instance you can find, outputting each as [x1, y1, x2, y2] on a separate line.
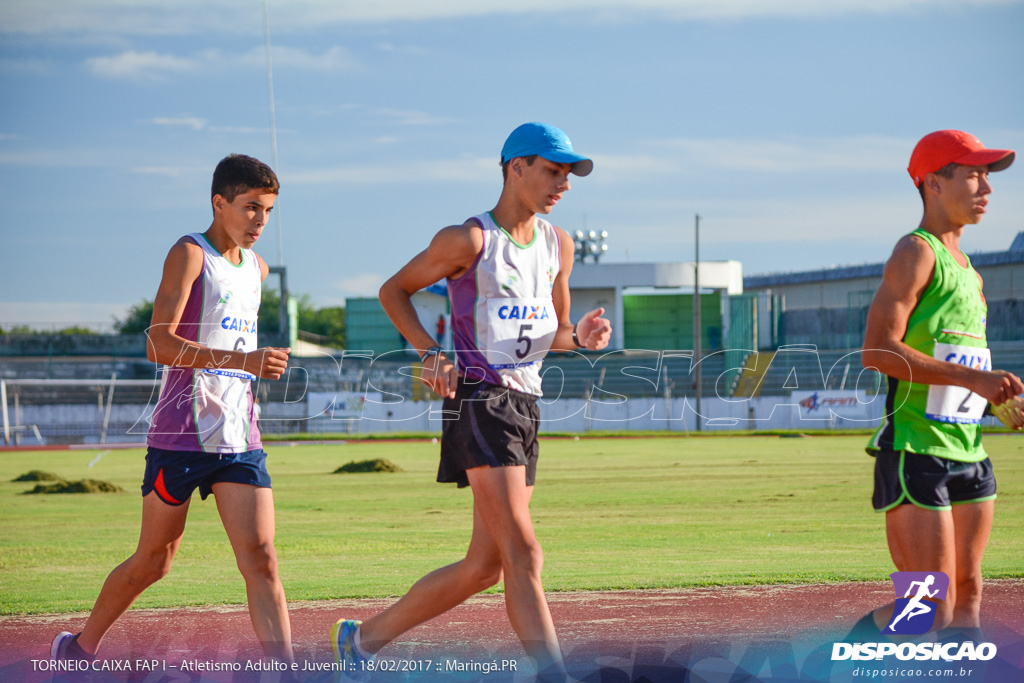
[288, 157, 496, 184]
[131, 165, 208, 178]
[370, 108, 459, 127]
[146, 117, 271, 136]
[586, 154, 681, 183]
[84, 46, 357, 82]
[0, 148, 111, 168]
[5, 0, 1017, 36]
[85, 50, 197, 81]
[591, 187, 1024, 264]
[151, 116, 208, 131]
[656, 135, 910, 174]
[333, 273, 384, 297]
[374, 42, 428, 55]
[263, 45, 357, 71]
[209, 126, 271, 135]
[0, 57, 51, 74]
[0, 301, 132, 328]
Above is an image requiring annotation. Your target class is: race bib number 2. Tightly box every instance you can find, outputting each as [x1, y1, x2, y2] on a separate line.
[925, 342, 991, 424]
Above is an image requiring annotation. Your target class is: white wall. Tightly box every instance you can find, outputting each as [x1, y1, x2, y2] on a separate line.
[10, 394, 892, 444]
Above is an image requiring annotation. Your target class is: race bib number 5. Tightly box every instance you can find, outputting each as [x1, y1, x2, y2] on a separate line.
[925, 342, 991, 424]
[484, 297, 558, 369]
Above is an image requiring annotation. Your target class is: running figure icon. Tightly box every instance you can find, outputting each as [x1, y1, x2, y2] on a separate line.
[887, 574, 940, 632]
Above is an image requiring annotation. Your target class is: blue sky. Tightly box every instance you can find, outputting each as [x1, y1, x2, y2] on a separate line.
[1, 0, 1022, 328]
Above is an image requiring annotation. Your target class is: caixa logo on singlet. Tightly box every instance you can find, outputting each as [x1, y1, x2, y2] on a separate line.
[497, 304, 551, 320]
[944, 351, 990, 371]
[221, 317, 257, 333]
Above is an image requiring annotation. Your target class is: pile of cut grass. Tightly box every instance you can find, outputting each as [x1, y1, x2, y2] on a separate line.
[25, 479, 123, 495]
[334, 458, 404, 474]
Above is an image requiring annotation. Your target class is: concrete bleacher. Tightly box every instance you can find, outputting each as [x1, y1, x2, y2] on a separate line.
[992, 341, 1024, 383]
[750, 346, 877, 397]
[4, 342, 1022, 443]
[539, 350, 729, 399]
[746, 342, 1024, 397]
[6, 341, 1021, 406]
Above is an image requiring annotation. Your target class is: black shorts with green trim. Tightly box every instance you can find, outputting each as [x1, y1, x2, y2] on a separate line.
[871, 449, 996, 511]
[437, 378, 540, 489]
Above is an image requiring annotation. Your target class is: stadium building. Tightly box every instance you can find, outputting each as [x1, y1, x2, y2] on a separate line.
[3, 235, 1022, 443]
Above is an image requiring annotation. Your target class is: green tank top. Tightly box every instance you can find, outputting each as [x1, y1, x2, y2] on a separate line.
[867, 228, 990, 462]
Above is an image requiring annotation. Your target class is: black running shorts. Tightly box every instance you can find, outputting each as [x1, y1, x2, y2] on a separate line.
[437, 378, 540, 488]
[872, 449, 996, 511]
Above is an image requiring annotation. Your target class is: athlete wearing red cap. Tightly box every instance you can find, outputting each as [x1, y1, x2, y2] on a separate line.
[847, 131, 1022, 642]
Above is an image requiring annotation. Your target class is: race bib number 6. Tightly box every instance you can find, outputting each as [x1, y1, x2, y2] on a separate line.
[925, 342, 991, 424]
[484, 297, 558, 369]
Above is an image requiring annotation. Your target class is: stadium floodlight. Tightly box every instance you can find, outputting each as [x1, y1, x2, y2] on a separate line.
[573, 229, 609, 263]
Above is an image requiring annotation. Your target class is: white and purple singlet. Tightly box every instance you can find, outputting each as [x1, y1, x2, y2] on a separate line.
[447, 212, 561, 397]
[148, 233, 263, 454]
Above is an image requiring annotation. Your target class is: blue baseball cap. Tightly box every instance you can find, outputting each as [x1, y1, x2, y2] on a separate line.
[500, 122, 593, 177]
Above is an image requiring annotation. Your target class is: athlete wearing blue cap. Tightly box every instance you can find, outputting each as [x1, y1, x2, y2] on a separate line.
[500, 122, 594, 177]
[331, 123, 610, 681]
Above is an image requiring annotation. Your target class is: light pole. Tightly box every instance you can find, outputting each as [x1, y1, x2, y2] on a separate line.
[573, 230, 609, 263]
[262, 0, 284, 267]
[693, 213, 702, 432]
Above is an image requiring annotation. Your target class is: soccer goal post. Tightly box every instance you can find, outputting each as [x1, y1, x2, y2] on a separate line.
[1, 376, 160, 445]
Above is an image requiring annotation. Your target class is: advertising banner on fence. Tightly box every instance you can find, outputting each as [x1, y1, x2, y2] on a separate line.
[791, 390, 873, 422]
[306, 392, 381, 419]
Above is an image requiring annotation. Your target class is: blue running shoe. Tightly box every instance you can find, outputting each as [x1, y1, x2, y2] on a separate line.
[50, 632, 75, 660]
[330, 619, 375, 682]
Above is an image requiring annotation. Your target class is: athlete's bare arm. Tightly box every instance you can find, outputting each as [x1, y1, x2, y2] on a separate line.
[379, 221, 484, 398]
[147, 237, 289, 380]
[549, 227, 612, 352]
[862, 234, 1022, 405]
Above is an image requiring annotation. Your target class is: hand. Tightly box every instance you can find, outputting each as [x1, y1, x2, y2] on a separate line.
[422, 352, 458, 399]
[992, 395, 1024, 431]
[576, 307, 612, 351]
[243, 347, 291, 380]
[970, 370, 1024, 406]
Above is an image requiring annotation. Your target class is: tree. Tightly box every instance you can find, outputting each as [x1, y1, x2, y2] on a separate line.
[113, 292, 345, 347]
[260, 289, 345, 347]
[56, 326, 98, 336]
[114, 300, 155, 334]
[302, 306, 346, 348]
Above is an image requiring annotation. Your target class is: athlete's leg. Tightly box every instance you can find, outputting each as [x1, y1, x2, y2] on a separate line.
[949, 500, 993, 628]
[883, 504, 957, 630]
[465, 465, 561, 674]
[77, 492, 191, 653]
[359, 490, 505, 653]
[213, 482, 292, 662]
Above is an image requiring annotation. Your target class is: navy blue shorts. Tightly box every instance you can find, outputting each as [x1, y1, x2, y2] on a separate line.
[141, 447, 272, 506]
[872, 449, 996, 511]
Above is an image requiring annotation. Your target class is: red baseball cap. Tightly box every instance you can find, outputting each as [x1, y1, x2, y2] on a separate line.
[908, 130, 1015, 187]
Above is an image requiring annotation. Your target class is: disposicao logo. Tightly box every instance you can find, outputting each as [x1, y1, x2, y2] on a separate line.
[831, 571, 998, 663]
[884, 571, 948, 635]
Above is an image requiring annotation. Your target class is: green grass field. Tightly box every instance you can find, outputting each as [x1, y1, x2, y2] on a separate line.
[1, 434, 1022, 616]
